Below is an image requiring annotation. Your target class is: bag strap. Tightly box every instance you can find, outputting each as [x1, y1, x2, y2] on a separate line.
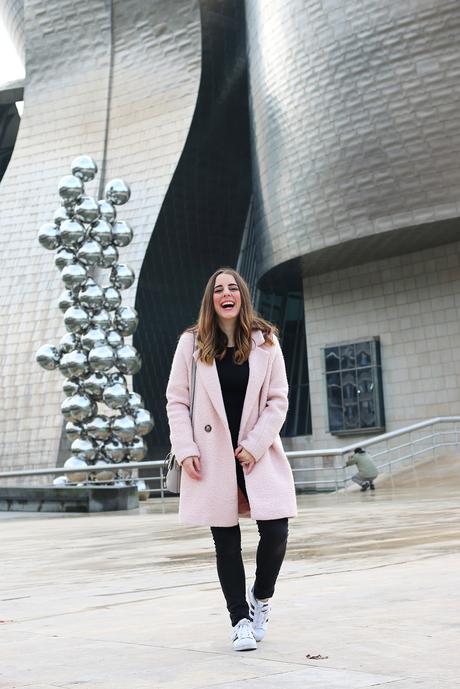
[189, 333, 197, 421]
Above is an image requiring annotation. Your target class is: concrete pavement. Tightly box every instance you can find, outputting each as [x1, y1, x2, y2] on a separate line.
[1, 454, 459, 689]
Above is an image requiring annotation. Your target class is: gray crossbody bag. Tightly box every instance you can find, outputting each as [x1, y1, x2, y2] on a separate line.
[163, 335, 197, 494]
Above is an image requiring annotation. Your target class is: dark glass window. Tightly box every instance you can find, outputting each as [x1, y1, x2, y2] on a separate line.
[238, 203, 311, 437]
[0, 102, 20, 183]
[324, 338, 385, 435]
[258, 291, 311, 437]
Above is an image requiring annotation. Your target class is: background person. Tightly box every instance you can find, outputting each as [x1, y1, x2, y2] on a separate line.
[166, 268, 297, 651]
[345, 447, 379, 491]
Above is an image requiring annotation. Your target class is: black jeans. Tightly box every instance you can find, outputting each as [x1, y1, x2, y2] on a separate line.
[211, 461, 289, 626]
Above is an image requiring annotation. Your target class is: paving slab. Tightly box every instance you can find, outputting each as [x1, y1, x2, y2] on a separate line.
[1, 454, 459, 689]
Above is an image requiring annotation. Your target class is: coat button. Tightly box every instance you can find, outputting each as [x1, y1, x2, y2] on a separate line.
[204, 424, 212, 432]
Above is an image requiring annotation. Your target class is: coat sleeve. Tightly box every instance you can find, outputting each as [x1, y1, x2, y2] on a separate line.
[239, 340, 289, 462]
[166, 333, 200, 465]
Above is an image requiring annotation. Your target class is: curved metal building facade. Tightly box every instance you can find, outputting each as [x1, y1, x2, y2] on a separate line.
[0, 0, 24, 62]
[246, 0, 460, 285]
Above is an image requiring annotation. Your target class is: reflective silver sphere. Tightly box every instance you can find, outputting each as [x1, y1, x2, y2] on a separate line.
[77, 239, 103, 267]
[60, 218, 86, 247]
[59, 350, 88, 378]
[90, 219, 112, 248]
[127, 392, 144, 409]
[59, 331, 80, 353]
[71, 155, 98, 182]
[53, 205, 72, 225]
[133, 408, 154, 436]
[58, 289, 76, 313]
[91, 309, 111, 331]
[79, 282, 104, 311]
[106, 329, 124, 349]
[111, 414, 137, 442]
[63, 378, 80, 397]
[110, 263, 135, 290]
[88, 344, 115, 372]
[99, 244, 119, 268]
[103, 382, 129, 409]
[126, 436, 147, 461]
[103, 286, 121, 311]
[64, 456, 89, 482]
[55, 247, 76, 271]
[36, 344, 61, 370]
[84, 415, 111, 440]
[75, 196, 100, 223]
[135, 479, 149, 500]
[61, 393, 93, 422]
[111, 220, 133, 247]
[93, 459, 116, 481]
[104, 178, 131, 206]
[108, 372, 127, 386]
[113, 306, 138, 336]
[116, 344, 142, 374]
[65, 420, 83, 442]
[64, 305, 90, 333]
[104, 439, 125, 462]
[38, 223, 60, 250]
[81, 326, 107, 351]
[61, 263, 88, 288]
[98, 199, 116, 222]
[81, 371, 108, 399]
[71, 436, 98, 461]
[58, 174, 83, 202]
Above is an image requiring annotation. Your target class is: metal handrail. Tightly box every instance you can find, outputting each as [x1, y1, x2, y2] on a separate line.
[1, 416, 459, 496]
[285, 416, 460, 458]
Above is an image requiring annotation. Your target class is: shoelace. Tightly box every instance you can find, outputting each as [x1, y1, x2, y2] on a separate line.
[232, 620, 253, 640]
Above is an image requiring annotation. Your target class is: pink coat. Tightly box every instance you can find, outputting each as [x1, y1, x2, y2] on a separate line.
[166, 330, 297, 527]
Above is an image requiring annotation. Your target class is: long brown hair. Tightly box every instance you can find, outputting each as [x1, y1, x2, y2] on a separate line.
[189, 268, 277, 365]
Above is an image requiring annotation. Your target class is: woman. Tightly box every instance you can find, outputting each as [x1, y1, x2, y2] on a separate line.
[166, 268, 297, 651]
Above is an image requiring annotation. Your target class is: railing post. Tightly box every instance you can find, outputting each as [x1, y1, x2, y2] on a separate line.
[159, 467, 165, 504]
[334, 455, 339, 494]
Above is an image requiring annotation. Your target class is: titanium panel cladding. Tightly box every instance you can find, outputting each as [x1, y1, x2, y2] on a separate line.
[0, 0, 24, 62]
[245, 0, 460, 280]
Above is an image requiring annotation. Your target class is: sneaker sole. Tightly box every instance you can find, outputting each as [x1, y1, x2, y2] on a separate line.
[252, 630, 265, 642]
[233, 639, 257, 651]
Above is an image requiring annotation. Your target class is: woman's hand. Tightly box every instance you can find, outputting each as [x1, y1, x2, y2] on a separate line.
[182, 456, 201, 480]
[235, 446, 256, 474]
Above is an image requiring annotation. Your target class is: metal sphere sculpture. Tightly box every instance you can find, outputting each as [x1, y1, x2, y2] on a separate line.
[36, 155, 153, 486]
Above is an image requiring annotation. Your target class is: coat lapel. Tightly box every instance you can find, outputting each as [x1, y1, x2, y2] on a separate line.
[194, 351, 229, 428]
[239, 331, 270, 438]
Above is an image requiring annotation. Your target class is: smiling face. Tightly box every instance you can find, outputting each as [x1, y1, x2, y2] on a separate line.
[213, 272, 242, 324]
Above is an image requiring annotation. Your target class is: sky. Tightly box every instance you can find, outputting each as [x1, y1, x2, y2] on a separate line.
[0, 18, 25, 87]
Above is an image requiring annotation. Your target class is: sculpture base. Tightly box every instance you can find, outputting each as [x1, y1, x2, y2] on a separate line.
[0, 486, 139, 513]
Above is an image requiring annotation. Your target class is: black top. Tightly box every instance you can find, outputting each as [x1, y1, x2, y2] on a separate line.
[216, 347, 249, 449]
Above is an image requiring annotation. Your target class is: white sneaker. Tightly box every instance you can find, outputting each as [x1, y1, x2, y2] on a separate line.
[230, 618, 257, 651]
[248, 585, 270, 642]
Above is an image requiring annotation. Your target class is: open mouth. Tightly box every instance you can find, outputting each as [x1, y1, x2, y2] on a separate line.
[221, 301, 235, 310]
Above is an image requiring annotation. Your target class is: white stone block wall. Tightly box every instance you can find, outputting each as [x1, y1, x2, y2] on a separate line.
[303, 241, 460, 449]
